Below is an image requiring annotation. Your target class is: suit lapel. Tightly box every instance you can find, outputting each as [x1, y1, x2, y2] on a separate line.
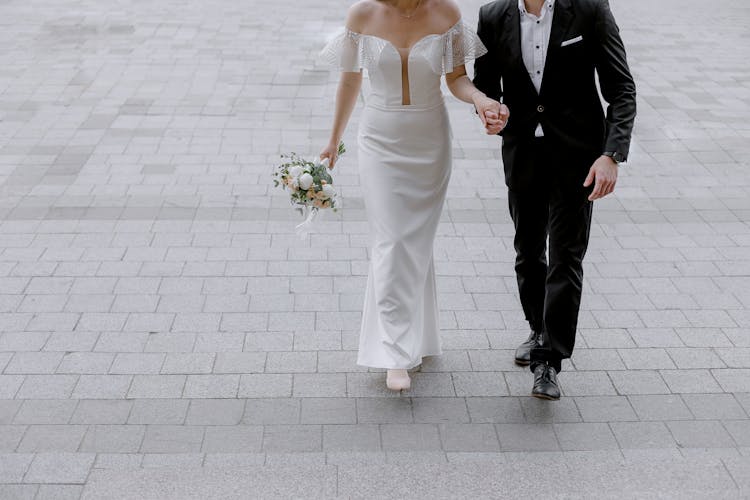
[502, 3, 537, 94]
[540, 0, 575, 95]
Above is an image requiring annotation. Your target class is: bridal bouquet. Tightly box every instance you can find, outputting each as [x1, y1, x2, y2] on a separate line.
[272, 142, 345, 238]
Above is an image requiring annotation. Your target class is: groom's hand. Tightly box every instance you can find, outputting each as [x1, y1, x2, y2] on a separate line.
[583, 155, 618, 201]
[473, 93, 508, 135]
[484, 104, 509, 135]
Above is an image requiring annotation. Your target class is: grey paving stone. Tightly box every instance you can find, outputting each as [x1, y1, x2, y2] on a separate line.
[356, 397, 413, 424]
[618, 348, 676, 370]
[35, 485, 84, 500]
[0, 485, 37, 499]
[82, 466, 337, 499]
[185, 399, 245, 425]
[667, 347, 726, 369]
[412, 397, 470, 424]
[519, 397, 582, 423]
[682, 393, 748, 420]
[452, 372, 507, 397]
[15, 375, 78, 399]
[4, 352, 63, 374]
[380, 424, 444, 454]
[24, 452, 95, 484]
[420, 351, 472, 372]
[202, 453, 266, 467]
[183, 375, 239, 398]
[495, 423, 559, 452]
[0, 453, 33, 483]
[128, 399, 189, 425]
[323, 424, 381, 451]
[57, 352, 114, 374]
[70, 400, 133, 424]
[128, 375, 185, 398]
[109, 352, 165, 375]
[266, 351, 317, 373]
[80, 424, 146, 453]
[720, 420, 750, 449]
[553, 423, 619, 451]
[140, 425, 205, 453]
[661, 369, 724, 394]
[574, 396, 638, 422]
[712, 369, 750, 393]
[667, 420, 737, 448]
[560, 371, 617, 396]
[610, 422, 678, 449]
[13, 400, 77, 425]
[722, 456, 750, 491]
[628, 394, 694, 421]
[292, 373, 346, 398]
[440, 423, 500, 452]
[300, 398, 356, 424]
[243, 398, 300, 425]
[238, 374, 292, 398]
[202, 425, 263, 453]
[0, 425, 26, 451]
[212, 352, 266, 374]
[73, 374, 132, 399]
[0, 400, 22, 424]
[609, 370, 670, 395]
[0, 375, 24, 399]
[17, 424, 87, 452]
[262, 425, 322, 452]
[570, 349, 626, 371]
[465, 397, 525, 423]
[161, 353, 215, 374]
[316, 350, 366, 373]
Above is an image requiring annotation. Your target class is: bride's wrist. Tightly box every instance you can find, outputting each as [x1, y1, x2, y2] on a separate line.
[470, 90, 485, 104]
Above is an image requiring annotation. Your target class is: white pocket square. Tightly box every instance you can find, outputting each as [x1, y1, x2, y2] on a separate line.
[561, 35, 583, 47]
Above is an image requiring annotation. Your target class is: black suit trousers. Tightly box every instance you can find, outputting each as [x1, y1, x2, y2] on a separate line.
[506, 138, 593, 373]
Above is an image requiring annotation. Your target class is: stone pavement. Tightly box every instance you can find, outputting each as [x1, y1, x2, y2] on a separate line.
[0, 0, 748, 497]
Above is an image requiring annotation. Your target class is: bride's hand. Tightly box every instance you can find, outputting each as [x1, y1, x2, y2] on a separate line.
[319, 141, 339, 169]
[473, 93, 509, 135]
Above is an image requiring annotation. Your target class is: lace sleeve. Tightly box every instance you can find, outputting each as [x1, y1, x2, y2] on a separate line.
[442, 22, 488, 74]
[319, 28, 366, 73]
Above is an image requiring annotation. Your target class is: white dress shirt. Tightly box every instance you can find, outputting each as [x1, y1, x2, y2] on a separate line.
[518, 0, 555, 137]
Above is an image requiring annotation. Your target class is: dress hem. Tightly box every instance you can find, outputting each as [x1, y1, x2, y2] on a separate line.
[356, 351, 442, 370]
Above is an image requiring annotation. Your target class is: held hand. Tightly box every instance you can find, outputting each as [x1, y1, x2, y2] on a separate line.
[319, 141, 339, 169]
[583, 155, 618, 201]
[473, 93, 508, 135]
[484, 103, 509, 135]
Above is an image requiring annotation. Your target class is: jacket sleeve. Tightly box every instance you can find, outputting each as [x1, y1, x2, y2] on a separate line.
[472, 5, 503, 103]
[593, 0, 636, 162]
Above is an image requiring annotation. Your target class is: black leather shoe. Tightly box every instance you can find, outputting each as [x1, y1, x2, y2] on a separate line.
[532, 363, 560, 400]
[514, 330, 542, 366]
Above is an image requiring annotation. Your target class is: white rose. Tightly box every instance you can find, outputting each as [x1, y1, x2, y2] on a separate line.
[299, 173, 314, 190]
[322, 184, 335, 198]
[290, 177, 299, 189]
[289, 166, 303, 178]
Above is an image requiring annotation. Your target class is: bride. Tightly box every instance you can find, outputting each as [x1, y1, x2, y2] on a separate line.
[320, 0, 508, 391]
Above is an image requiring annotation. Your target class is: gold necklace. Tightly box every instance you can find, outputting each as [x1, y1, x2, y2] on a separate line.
[393, 0, 422, 19]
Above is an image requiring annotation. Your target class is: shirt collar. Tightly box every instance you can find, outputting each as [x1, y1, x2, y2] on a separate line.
[518, 0, 555, 17]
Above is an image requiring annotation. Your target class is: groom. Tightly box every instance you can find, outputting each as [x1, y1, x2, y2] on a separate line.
[473, 0, 636, 400]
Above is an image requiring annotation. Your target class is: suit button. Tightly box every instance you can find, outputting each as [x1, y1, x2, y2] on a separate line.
[537, 105, 545, 113]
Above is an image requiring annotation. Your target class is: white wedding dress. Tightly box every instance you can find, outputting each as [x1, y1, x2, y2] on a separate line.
[321, 20, 487, 369]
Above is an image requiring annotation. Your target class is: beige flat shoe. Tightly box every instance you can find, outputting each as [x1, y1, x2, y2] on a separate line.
[386, 369, 411, 391]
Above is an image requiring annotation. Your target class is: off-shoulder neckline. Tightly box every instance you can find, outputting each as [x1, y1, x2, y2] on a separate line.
[345, 18, 463, 51]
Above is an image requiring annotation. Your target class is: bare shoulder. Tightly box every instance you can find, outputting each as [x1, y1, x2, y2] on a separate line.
[431, 0, 462, 26]
[345, 0, 380, 32]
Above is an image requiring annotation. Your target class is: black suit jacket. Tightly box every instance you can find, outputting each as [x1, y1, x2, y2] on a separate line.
[474, 0, 636, 187]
